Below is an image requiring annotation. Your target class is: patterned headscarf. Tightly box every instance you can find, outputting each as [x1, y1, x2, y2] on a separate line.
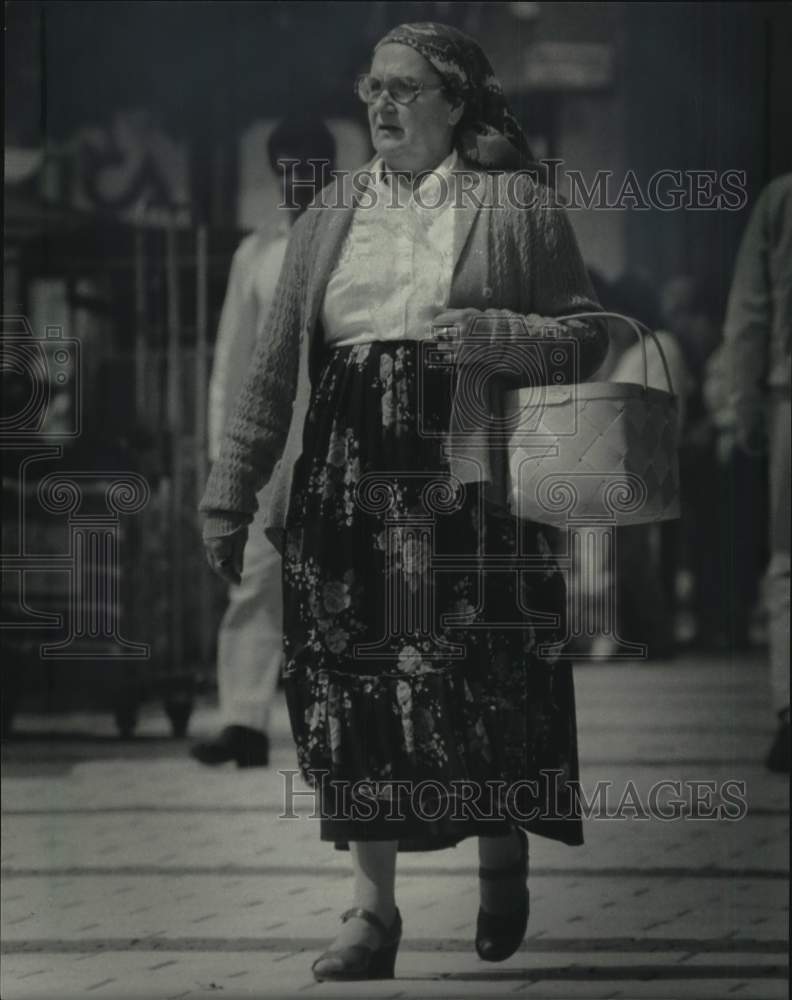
[374, 21, 535, 171]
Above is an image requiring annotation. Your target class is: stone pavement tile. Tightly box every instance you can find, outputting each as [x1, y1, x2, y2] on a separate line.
[381, 946, 786, 999]
[518, 817, 789, 875]
[573, 661, 776, 754]
[1, 755, 307, 813]
[529, 876, 786, 941]
[2, 951, 308, 1000]
[725, 982, 791, 999]
[403, 875, 787, 943]
[5, 673, 788, 815]
[1, 875, 350, 941]
[2, 701, 303, 808]
[3, 657, 789, 1000]
[3, 945, 785, 1000]
[570, 768, 789, 825]
[5, 760, 786, 824]
[578, 732, 771, 764]
[0, 950, 520, 1000]
[679, 952, 789, 970]
[1, 953, 155, 1000]
[497, 945, 787, 997]
[514, 986, 637, 999]
[1, 809, 335, 870]
[402, 947, 713, 975]
[5, 698, 293, 744]
[514, 982, 786, 999]
[4, 872, 786, 945]
[21, 794, 785, 881]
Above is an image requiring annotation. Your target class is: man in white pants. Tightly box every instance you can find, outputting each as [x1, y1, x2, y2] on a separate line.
[191, 119, 336, 767]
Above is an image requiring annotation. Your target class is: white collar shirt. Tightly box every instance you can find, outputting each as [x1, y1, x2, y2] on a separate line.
[321, 152, 459, 346]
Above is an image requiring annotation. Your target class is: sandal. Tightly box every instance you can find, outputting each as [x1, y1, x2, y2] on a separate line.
[475, 828, 529, 962]
[311, 906, 402, 981]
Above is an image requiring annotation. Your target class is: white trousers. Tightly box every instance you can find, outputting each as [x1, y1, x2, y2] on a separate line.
[217, 496, 283, 733]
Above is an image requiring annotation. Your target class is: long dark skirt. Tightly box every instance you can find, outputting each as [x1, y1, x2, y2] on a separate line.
[282, 341, 582, 850]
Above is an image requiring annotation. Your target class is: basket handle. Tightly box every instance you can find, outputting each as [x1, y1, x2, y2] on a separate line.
[553, 311, 676, 396]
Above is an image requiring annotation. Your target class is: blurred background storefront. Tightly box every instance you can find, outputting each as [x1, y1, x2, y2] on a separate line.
[3, 1, 791, 736]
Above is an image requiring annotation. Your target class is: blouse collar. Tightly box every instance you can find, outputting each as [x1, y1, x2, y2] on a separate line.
[371, 150, 459, 208]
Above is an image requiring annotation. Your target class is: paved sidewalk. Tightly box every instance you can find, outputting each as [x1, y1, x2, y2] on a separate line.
[1, 655, 788, 999]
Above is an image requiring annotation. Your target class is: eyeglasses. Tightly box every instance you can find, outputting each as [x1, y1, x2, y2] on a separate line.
[355, 73, 444, 106]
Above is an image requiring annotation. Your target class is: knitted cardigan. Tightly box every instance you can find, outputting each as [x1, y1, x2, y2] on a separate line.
[200, 160, 607, 550]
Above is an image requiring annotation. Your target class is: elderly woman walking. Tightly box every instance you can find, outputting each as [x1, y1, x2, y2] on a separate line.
[201, 22, 606, 981]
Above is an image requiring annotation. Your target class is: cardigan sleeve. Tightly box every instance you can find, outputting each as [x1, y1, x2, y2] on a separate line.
[510, 177, 608, 380]
[198, 218, 309, 538]
[207, 234, 264, 464]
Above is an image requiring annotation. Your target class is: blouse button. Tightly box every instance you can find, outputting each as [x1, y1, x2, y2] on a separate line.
[483, 286, 493, 299]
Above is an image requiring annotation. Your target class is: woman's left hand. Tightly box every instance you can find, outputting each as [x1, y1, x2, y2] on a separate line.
[433, 308, 589, 349]
[432, 308, 551, 344]
[430, 308, 484, 341]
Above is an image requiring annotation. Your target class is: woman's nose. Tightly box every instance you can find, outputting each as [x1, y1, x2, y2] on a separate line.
[371, 88, 396, 112]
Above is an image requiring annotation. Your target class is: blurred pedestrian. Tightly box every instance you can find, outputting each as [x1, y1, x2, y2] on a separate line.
[721, 174, 791, 773]
[661, 274, 760, 649]
[701, 339, 767, 646]
[191, 119, 336, 768]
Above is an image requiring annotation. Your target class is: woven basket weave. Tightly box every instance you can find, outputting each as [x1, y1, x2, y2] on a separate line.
[505, 313, 681, 526]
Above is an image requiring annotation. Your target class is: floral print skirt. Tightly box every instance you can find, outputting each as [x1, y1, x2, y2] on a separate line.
[282, 341, 582, 850]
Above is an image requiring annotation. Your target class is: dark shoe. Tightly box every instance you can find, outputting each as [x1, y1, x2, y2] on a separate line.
[312, 907, 402, 982]
[765, 716, 790, 773]
[190, 726, 269, 768]
[476, 828, 529, 962]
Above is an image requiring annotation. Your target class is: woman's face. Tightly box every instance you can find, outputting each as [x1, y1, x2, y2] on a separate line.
[367, 43, 463, 174]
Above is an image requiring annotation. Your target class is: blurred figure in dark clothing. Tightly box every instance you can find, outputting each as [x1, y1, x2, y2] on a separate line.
[666, 275, 766, 652]
[661, 276, 721, 378]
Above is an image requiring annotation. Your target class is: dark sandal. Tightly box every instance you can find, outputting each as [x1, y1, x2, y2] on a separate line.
[475, 828, 529, 962]
[311, 906, 402, 982]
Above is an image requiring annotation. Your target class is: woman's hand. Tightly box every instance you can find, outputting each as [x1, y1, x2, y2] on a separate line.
[430, 308, 596, 386]
[431, 308, 542, 371]
[431, 308, 484, 341]
[204, 527, 248, 585]
[432, 308, 578, 345]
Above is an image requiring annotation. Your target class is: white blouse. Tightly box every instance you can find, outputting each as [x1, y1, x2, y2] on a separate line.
[321, 152, 459, 346]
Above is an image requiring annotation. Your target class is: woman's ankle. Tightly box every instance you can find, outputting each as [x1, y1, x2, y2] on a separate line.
[477, 829, 527, 916]
[348, 840, 398, 928]
[351, 897, 397, 927]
